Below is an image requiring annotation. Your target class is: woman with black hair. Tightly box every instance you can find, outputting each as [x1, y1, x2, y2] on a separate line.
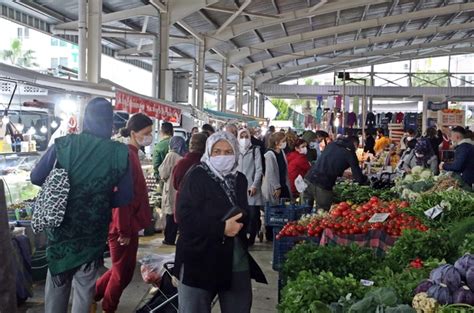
[95, 113, 154, 313]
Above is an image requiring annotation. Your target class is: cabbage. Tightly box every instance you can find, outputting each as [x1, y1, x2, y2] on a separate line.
[430, 265, 462, 292]
[420, 170, 433, 180]
[453, 286, 474, 305]
[427, 283, 453, 305]
[415, 279, 434, 294]
[467, 267, 474, 291]
[412, 166, 424, 175]
[454, 254, 474, 281]
[404, 174, 415, 183]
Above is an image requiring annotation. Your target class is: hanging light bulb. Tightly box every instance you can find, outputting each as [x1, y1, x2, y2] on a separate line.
[2, 115, 9, 125]
[51, 120, 58, 128]
[40, 126, 47, 134]
[27, 127, 36, 135]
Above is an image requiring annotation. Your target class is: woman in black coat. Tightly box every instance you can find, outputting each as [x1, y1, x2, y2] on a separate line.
[174, 131, 267, 313]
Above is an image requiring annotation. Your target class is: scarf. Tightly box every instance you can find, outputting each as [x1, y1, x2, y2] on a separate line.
[201, 131, 239, 180]
[238, 128, 252, 153]
[169, 136, 187, 156]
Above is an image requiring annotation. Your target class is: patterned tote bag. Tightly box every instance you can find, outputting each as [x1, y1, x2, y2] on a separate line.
[31, 160, 70, 234]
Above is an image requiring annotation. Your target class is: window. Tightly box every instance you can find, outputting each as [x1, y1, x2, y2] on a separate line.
[59, 57, 68, 67]
[51, 38, 59, 46]
[51, 58, 59, 68]
[59, 40, 67, 47]
[17, 28, 23, 40]
[24, 28, 29, 39]
[71, 53, 78, 63]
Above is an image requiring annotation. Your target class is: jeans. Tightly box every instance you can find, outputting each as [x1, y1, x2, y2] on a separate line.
[247, 206, 261, 245]
[95, 233, 139, 313]
[314, 185, 334, 211]
[178, 267, 252, 313]
[45, 263, 98, 313]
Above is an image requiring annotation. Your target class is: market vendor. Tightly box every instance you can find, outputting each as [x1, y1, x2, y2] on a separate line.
[374, 128, 391, 155]
[305, 136, 368, 210]
[439, 126, 474, 188]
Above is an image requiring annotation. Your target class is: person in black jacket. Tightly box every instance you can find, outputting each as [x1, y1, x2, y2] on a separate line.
[174, 131, 267, 313]
[364, 131, 376, 155]
[306, 136, 367, 210]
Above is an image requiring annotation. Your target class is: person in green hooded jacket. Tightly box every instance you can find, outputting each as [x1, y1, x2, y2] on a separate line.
[153, 122, 174, 180]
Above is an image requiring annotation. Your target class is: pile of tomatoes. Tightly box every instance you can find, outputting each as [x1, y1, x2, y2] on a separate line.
[277, 197, 429, 239]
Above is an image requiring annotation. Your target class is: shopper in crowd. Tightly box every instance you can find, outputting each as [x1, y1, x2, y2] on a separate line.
[237, 129, 263, 246]
[225, 123, 239, 138]
[249, 127, 266, 170]
[440, 126, 474, 188]
[364, 131, 376, 155]
[202, 123, 215, 137]
[185, 127, 199, 148]
[172, 133, 208, 222]
[302, 130, 318, 163]
[31, 98, 131, 313]
[398, 138, 438, 174]
[397, 135, 418, 172]
[316, 130, 330, 153]
[264, 125, 276, 148]
[262, 132, 291, 206]
[285, 129, 298, 154]
[174, 131, 267, 313]
[159, 136, 187, 245]
[153, 122, 174, 179]
[305, 136, 367, 210]
[95, 113, 153, 313]
[400, 129, 417, 156]
[287, 139, 311, 199]
[426, 127, 442, 161]
[374, 128, 391, 154]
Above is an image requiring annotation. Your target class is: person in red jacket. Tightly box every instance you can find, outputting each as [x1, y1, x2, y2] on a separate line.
[287, 139, 311, 199]
[172, 132, 207, 221]
[94, 113, 153, 313]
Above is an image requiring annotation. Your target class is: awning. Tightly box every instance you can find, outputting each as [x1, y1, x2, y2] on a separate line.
[204, 108, 260, 126]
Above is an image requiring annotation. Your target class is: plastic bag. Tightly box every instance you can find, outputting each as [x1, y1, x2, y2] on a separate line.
[139, 253, 175, 285]
[295, 175, 308, 193]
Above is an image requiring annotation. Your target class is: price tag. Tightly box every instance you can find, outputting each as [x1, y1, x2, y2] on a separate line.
[369, 213, 390, 223]
[360, 279, 375, 287]
[424, 204, 443, 219]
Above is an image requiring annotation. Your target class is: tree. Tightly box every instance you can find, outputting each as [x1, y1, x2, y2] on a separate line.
[412, 70, 449, 87]
[1, 39, 38, 68]
[270, 98, 291, 120]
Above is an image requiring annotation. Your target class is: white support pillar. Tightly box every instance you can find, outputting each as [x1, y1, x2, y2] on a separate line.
[237, 71, 244, 114]
[221, 59, 227, 112]
[250, 80, 256, 117]
[78, 0, 87, 81]
[216, 75, 221, 111]
[151, 36, 159, 98]
[87, 0, 102, 83]
[197, 39, 206, 110]
[191, 60, 197, 107]
[259, 94, 265, 118]
[159, 12, 170, 100]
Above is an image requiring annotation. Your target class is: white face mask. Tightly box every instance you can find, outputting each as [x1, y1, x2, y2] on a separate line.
[280, 142, 287, 150]
[299, 147, 308, 155]
[210, 155, 235, 174]
[238, 138, 250, 150]
[137, 135, 153, 147]
[406, 136, 414, 142]
[415, 153, 424, 158]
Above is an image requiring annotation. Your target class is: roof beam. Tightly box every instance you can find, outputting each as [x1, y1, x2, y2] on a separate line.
[226, 2, 474, 64]
[353, 4, 370, 54]
[216, 0, 252, 35]
[204, 6, 279, 19]
[206, 0, 390, 49]
[242, 19, 474, 76]
[387, 0, 425, 48]
[253, 36, 474, 85]
[309, 0, 329, 13]
[54, 5, 157, 30]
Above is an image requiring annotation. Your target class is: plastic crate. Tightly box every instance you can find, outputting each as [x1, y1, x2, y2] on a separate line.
[264, 204, 313, 227]
[272, 228, 320, 271]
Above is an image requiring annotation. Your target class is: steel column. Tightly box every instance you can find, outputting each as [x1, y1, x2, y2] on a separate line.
[78, 0, 87, 81]
[87, 0, 102, 83]
[192, 60, 197, 107]
[221, 59, 228, 112]
[151, 36, 159, 98]
[197, 40, 206, 110]
[217, 75, 222, 111]
[237, 71, 244, 114]
[250, 80, 256, 116]
[159, 12, 170, 100]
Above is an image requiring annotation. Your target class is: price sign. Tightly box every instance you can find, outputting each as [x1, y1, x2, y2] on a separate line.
[424, 204, 443, 219]
[360, 279, 375, 287]
[369, 213, 390, 223]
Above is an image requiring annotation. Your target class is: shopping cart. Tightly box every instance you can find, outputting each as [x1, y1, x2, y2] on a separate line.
[136, 262, 178, 313]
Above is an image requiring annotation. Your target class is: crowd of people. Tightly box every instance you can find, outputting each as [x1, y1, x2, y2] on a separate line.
[29, 97, 474, 313]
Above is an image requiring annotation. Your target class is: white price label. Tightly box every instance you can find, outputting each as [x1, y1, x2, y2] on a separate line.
[424, 204, 443, 219]
[369, 213, 390, 223]
[360, 279, 375, 287]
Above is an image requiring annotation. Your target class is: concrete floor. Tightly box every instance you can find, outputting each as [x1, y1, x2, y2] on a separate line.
[19, 234, 278, 313]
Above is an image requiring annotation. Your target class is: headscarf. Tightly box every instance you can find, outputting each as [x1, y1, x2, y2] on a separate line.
[302, 131, 317, 143]
[201, 131, 239, 180]
[237, 128, 252, 153]
[82, 97, 113, 139]
[414, 138, 434, 165]
[169, 136, 187, 156]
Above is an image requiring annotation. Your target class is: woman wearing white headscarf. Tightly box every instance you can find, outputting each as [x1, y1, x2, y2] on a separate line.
[174, 131, 267, 313]
[159, 136, 187, 245]
[237, 128, 263, 246]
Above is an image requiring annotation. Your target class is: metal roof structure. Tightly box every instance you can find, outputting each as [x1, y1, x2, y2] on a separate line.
[2, 0, 474, 96]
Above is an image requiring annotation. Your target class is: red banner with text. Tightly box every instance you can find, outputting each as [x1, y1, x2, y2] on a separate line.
[115, 90, 181, 123]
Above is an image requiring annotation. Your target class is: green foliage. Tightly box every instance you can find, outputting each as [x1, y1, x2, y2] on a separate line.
[412, 70, 449, 87]
[282, 243, 382, 281]
[0, 38, 38, 68]
[334, 182, 398, 204]
[459, 233, 474, 256]
[278, 271, 367, 312]
[270, 98, 291, 121]
[349, 287, 416, 313]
